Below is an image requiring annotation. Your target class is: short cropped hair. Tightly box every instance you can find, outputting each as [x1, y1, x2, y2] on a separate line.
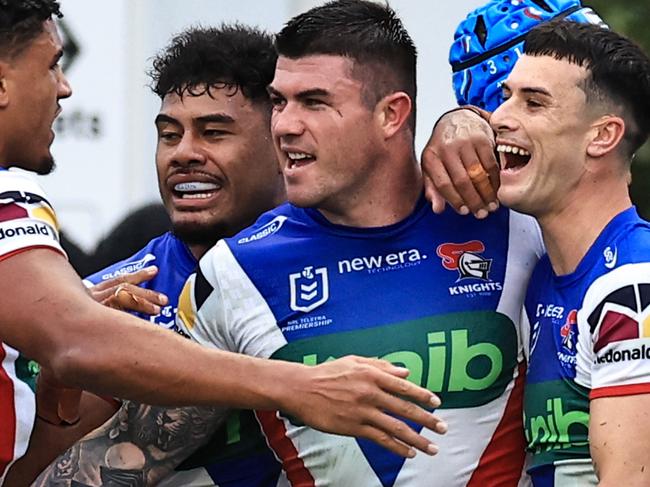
[275, 0, 417, 131]
[0, 0, 62, 58]
[149, 24, 277, 105]
[525, 19, 650, 159]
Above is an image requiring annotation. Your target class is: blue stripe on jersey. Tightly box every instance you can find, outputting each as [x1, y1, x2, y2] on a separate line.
[530, 464, 555, 487]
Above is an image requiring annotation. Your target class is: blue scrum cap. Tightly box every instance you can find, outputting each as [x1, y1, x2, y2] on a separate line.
[450, 0, 605, 111]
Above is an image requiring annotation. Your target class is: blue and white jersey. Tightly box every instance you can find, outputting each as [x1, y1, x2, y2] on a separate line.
[524, 207, 650, 487]
[178, 197, 544, 487]
[85, 232, 196, 331]
[87, 232, 282, 487]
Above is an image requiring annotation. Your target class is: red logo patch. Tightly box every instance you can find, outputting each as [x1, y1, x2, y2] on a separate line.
[436, 240, 486, 270]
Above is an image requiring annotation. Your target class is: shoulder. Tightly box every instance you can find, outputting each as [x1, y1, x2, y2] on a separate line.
[228, 203, 297, 246]
[0, 169, 57, 224]
[84, 232, 175, 284]
[0, 169, 48, 195]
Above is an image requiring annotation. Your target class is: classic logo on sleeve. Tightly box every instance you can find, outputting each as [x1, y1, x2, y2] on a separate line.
[289, 266, 329, 313]
[237, 216, 287, 244]
[101, 253, 156, 280]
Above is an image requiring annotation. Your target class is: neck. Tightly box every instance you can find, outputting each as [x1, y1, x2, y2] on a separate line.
[538, 177, 631, 276]
[319, 152, 422, 227]
[188, 243, 210, 260]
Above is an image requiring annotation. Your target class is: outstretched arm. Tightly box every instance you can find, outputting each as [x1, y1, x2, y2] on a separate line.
[33, 401, 224, 486]
[0, 249, 444, 458]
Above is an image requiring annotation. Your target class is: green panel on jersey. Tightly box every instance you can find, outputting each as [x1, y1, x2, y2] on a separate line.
[524, 379, 590, 468]
[272, 311, 517, 409]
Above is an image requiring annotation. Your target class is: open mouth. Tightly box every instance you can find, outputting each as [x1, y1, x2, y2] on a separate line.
[496, 144, 531, 172]
[286, 151, 315, 169]
[171, 181, 221, 200]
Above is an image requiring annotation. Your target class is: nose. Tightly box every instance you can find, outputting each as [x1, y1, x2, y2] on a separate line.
[57, 68, 72, 99]
[490, 97, 519, 134]
[271, 102, 305, 139]
[172, 133, 206, 167]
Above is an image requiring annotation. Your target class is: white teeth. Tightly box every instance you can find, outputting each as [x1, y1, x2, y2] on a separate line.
[496, 144, 530, 156]
[181, 192, 214, 199]
[287, 152, 312, 160]
[174, 182, 219, 192]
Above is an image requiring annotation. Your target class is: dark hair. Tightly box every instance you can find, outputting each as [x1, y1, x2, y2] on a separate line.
[0, 0, 62, 58]
[276, 0, 417, 131]
[149, 24, 277, 106]
[525, 19, 650, 159]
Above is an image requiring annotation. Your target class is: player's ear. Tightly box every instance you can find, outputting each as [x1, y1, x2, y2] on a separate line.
[586, 115, 625, 158]
[376, 91, 412, 139]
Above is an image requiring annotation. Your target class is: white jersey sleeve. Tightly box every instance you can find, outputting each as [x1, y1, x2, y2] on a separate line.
[0, 169, 64, 261]
[176, 240, 287, 358]
[502, 211, 545, 364]
[575, 262, 650, 399]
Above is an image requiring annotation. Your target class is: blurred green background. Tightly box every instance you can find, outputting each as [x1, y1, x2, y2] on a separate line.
[589, 0, 650, 217]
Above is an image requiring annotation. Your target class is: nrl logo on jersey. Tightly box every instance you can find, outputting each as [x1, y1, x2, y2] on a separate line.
[436, 240, 502, 296]
[289, 266, 329, 313]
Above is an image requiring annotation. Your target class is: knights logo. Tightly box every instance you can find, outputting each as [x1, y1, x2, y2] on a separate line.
[437, 240, 492, 281]
[289, 266, 329, 313]
[559, 309, 578, 352]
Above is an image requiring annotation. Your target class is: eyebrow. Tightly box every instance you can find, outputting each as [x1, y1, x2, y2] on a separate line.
[267, 86, 331, 99]
[502, 82, 552, 97]
[154, 113, 235, 126]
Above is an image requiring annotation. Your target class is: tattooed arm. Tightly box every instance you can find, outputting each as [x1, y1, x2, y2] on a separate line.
[33, 401, 225, 486]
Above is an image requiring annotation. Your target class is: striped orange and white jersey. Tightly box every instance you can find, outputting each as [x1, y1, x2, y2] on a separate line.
[0, 167, 64, 484]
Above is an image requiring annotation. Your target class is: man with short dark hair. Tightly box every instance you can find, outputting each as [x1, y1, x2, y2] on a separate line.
[424, 7, 650, 484]
[0, 1, 444, 482]
[176, 1, 541, 485]
[32, 22, 447, 487]
[491, 20, 650, 484]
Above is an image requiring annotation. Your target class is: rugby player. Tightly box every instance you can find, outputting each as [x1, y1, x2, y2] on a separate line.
[422, 3, 650, 484]
[0, 0, 446, 481]
[422, 0, 604, 219]
[174, 2, 543, 484]
[493, 20, 650, 485]
[34, 24, 289, 487]
[38, 2, 544, 485]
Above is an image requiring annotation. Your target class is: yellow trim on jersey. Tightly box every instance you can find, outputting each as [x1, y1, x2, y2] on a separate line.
[177, 277, 196, 331]
[31, 205, 59, 231]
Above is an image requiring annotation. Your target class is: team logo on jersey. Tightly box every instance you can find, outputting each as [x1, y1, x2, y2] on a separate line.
[237, 215, 287, 244]
[603, 246, 617, 269]
[101, 253, 156, 280]
[559, 309, 578, 352]
[289, 266, 329, 313]
[437, 240, 492, 280]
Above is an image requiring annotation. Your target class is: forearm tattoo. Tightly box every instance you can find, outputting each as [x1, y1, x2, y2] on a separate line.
[33, 401, 225, 486]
